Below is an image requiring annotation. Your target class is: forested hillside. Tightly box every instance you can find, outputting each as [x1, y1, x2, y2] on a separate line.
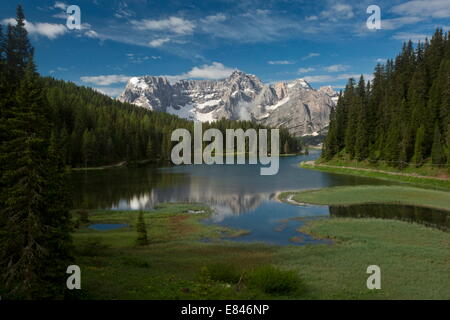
[43, 78, 303, 168]
[323, 29, 449, 170]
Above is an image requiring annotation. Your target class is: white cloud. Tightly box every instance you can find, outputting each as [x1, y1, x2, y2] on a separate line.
[320, 4, 354, 21]
[148, 38, 171, 47]
[85, 30, 100, 38]
[2, 18, 66, 39]
[201, 14, 227, 24]
[182, 62, 234, 80]
[381, 16, 424, 30]
[392, 32, 429, 42]
[80, 74, 132, 86]
[131, 17, 195, 35]
[391, 0, 450, 19]
[165, 62, 235, 82]
[376, 58, 387, 63]
[324, 64, 348, 72]
[53, 1, 68, 10]
[301, 53, 320, 60]
[268, 60, 295, 65]
[298, 67, 315, 73]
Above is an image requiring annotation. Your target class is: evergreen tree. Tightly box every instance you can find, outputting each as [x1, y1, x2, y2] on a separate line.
[355, 75, 369, 160]
[136, 211, 148, 246]
[323, 107, 338, 160]
[431, 122, 443, 165]
[6, 5, 33, 84]
[412, 125, 425, 166]
[0, 6, 72, 299]
[0, 58, 72, 298]
[343, 79, 356, 158]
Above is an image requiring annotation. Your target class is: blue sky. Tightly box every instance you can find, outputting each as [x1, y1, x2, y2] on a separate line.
[1, 0, 449, 96]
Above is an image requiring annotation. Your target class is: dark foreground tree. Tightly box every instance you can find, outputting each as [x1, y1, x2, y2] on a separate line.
[0, 6, 73, 299]
[136, 211, 148, 246]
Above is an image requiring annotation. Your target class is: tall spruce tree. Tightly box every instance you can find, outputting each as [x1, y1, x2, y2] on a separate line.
[0, 6, 72, 299]
[431, 122, 443, 165]
[412, 125, 425, 166]
[136, 211, 148, 246]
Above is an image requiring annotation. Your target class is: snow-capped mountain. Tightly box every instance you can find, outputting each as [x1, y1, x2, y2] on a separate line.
[117, 70, 337, 136]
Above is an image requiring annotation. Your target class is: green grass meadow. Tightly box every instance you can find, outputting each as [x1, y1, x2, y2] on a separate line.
[71, 201, 450, 300]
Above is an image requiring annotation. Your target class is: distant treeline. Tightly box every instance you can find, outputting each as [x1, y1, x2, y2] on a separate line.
[43, 78, 304, 168]
[323, 29, 450, 169]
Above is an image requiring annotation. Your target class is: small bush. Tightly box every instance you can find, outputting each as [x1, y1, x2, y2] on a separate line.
[246, 265, 302, 295]
[77, 237, 108, 256]
[202, 263, 242, 284]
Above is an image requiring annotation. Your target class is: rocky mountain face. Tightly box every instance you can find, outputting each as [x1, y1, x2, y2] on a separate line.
[117, 70, 338, 136]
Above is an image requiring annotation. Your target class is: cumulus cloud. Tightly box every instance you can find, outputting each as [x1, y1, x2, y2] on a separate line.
[320, 4, 354, 21]
[2, 18, 67, 39]
[80, 74, 132, 86]
[131, 17, 195, 35]
[148, 38, 171, 47]
[165, 62, 235, 82]
[268, 60, 295, 65]
[201, 13, 227, 24]
[324, 64, 348, 72]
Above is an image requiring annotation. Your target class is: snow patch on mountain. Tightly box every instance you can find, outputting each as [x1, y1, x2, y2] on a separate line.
[118, 71, 338, 136]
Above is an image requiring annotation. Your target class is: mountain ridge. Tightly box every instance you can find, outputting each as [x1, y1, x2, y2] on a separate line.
[118, 70, 338, 136]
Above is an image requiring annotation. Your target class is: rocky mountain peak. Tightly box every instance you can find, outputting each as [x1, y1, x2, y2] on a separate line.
[117, 71, 338, 136]
[287, 78, 313, 90]
[319, 85, 340, 104]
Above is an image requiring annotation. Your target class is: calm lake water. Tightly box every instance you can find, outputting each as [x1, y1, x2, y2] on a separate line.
[88, 223, 128, 231]
[71, 150, 448, 245]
